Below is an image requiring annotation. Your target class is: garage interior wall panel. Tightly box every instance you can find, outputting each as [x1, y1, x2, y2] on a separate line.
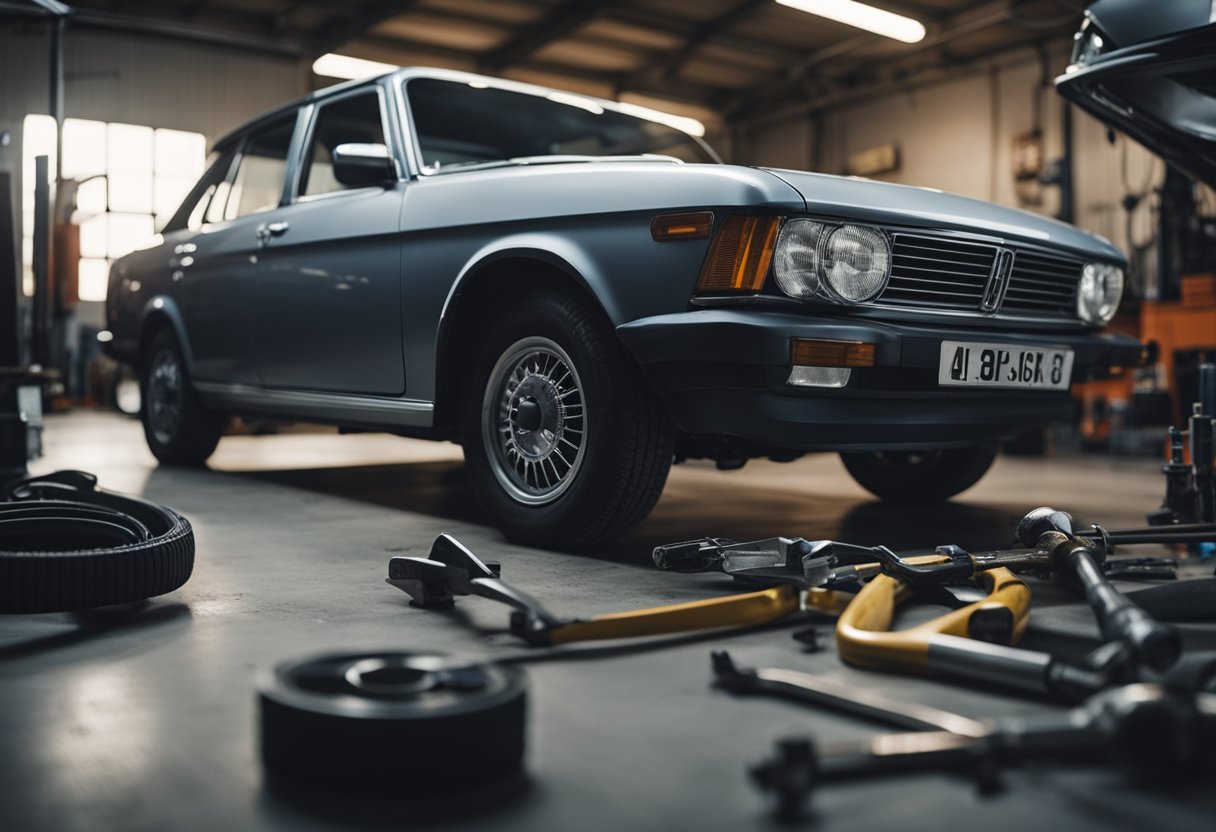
[817, 74, 996, 203]
[63, 31, 304, 141]
[745, 115, 813, 174]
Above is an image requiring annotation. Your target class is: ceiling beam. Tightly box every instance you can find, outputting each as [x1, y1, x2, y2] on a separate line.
[352, 32, 730, 109]
[727, 0, 1024, 119]
[621, 0, 768, 90]
[312, 0, 422, 56]
[479, 0, 607, 72]
[610, 6, 804, 66]
[273, 0, 317, 32]
[732, 34, 1072, 133]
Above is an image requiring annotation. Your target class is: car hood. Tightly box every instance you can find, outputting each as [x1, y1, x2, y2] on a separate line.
[759, 167, 1123, 261]
[1056, 20, 1216, 188]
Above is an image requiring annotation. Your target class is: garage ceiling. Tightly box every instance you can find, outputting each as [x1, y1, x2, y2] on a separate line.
[14, 0, 1087, 121]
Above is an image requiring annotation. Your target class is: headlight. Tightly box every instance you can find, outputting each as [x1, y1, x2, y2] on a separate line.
[1077, 263, 1124, 324]
[772, 219, 826, 299]
[772, 220, 890, 304]
[821, 225, 891, 303]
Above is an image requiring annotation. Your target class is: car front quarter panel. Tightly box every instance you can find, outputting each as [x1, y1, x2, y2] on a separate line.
[400, 164, 804, 404]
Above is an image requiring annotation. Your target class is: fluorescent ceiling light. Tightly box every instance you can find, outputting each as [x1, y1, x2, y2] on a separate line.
[616, 102, 706, 137]
[776, 0, 926, 43]
[312, 53, 399, 80]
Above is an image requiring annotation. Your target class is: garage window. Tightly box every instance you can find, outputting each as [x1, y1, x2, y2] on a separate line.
[300, 92, 388, 197]
[21, 114, 206, 302]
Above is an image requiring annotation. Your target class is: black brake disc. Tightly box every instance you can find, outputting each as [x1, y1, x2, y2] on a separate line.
[258, 650, 527, 792]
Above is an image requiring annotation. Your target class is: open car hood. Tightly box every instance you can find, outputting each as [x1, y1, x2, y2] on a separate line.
[1056, 21, 1216, 188]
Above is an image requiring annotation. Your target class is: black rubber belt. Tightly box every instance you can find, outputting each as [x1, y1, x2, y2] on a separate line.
[0, 470, 194, 613]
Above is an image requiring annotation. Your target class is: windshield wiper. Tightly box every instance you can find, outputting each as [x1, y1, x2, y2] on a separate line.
[424, 154, 684, 175]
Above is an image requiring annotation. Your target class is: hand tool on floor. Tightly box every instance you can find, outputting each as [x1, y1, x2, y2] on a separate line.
[711, 650, 989, 736]
[811, 507, 1182, 672]
[653, 535, 952, 589]
[387, 533, 856, 646]
[1016, 507, 1182, 670]
[748, 682, 1216, 818]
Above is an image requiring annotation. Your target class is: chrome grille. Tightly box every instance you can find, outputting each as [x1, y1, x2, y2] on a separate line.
[882, 235, 997, 310]
[1003, 250, 1081, 317]
[879, 232, 1082, 319]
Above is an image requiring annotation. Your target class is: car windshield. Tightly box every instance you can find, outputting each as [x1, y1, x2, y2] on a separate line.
[404, 77, 717, 171]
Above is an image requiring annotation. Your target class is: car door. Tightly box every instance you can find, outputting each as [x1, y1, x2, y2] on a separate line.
[253, 87, 406, 395]
[180, 113, 298, 384]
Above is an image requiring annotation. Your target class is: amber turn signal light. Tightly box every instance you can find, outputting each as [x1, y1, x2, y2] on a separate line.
[695, 215, 781, 292]
[790, 338, 876, 368]
[651, 211, 714, 241]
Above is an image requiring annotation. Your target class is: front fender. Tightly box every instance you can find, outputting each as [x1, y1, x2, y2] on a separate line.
[138, 295, 196, 372]
[442, 234, 620, 326]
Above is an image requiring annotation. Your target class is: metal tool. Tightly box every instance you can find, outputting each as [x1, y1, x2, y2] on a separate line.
[388, 534, 854, 646]
[835, 566, 1034, 675]
[1016, 507, 1182, 670]
[750, 683, 1216, 818]
[654, 535, 950, 588]
[712, 651, 989, 736]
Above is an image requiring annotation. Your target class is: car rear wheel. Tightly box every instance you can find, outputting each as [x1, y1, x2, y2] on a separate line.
[839, 445, 998, 504]
[461, 292, 673, 549]
[140, 328, 225, 466]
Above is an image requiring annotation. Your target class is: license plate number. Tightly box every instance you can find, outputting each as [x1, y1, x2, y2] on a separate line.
[938, 341, 1074, 390]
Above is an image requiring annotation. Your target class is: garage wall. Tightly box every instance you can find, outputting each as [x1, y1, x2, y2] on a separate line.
[0, 19, 306, 327]
[731, 41, 1153, 264]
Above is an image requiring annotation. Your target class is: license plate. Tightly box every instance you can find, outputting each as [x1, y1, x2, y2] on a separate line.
[938, 341, 1074, 390]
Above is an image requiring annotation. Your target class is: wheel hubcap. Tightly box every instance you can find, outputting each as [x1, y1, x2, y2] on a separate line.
[483, 337, 586, 505]
[147, 349, 183, 445]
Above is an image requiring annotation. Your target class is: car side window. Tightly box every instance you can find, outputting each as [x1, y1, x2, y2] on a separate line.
[225, 114, 296, 219]
[162, 148, 234, 233]
[299, 92, 387, 197]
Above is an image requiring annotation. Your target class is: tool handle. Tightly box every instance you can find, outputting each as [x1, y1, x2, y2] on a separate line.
[835, 568, 1031, 674]
[1052, 537, 1182, 671]
[543, 584, 801, 645]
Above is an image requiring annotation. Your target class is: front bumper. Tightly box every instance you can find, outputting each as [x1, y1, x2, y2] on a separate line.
[616, 309, 1143, 451]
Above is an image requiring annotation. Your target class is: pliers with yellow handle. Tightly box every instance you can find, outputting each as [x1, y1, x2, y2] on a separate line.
[832, 567, 1130, 701]
[836, 566, 1034, 676]
[387, 534, 932, 646]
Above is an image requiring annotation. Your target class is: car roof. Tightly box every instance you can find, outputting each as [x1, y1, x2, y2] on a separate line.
[211, 66, 703, 152]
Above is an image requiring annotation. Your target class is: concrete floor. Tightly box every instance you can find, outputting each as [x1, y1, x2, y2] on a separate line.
[2, 411, 1213, 831]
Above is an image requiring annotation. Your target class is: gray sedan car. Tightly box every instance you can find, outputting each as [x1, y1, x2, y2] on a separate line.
[104, 68, 1141, 548]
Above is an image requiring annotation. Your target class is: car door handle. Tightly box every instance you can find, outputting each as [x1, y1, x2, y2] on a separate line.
[255, 221, 289, 244]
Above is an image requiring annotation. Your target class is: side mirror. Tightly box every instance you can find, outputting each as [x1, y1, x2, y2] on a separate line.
[332, 143, 395, 187]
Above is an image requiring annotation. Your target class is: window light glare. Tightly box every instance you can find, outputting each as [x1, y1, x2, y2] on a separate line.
[776, 0, 926, 43]
[546, 92, 605, 115]
[312, 53, 400, 80]
[615, 102, 706, 138]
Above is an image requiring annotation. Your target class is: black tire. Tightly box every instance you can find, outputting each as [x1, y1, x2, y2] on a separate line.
[461, 292, 673, 549]
[0, 471, 194, 613]
[140, 327, 224, 465]
[839, 445, 998, 504]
